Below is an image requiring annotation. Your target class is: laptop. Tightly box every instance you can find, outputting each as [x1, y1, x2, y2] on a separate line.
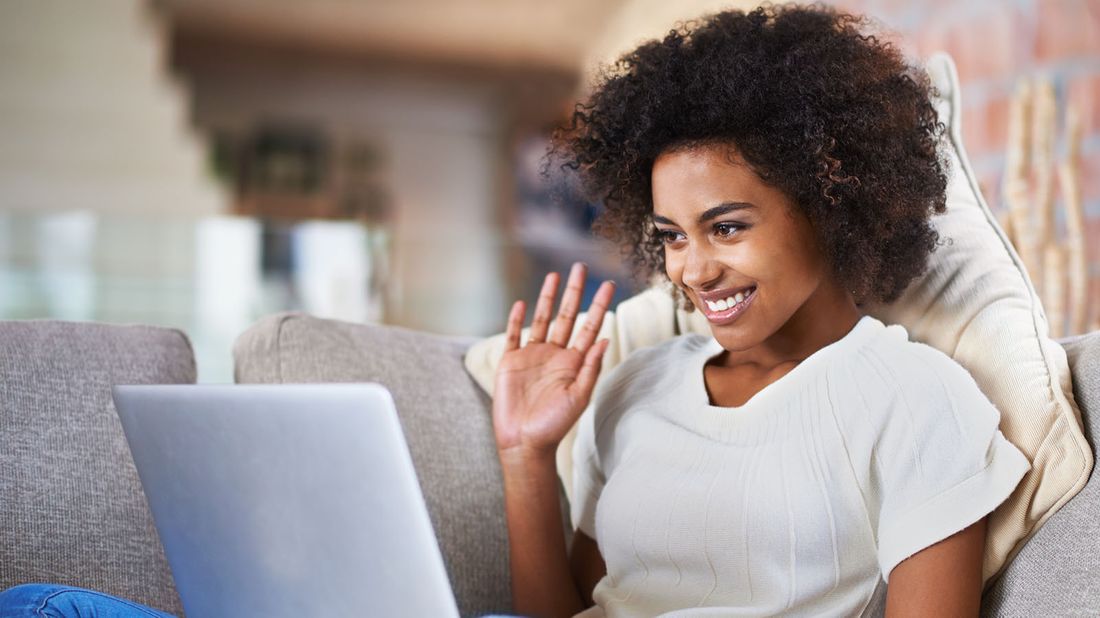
[112, 383, 462, 618]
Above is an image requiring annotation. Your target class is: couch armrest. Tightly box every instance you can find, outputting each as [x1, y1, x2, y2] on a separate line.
[1063, 331, 1100, 421]
[982, 330, 1100, 616]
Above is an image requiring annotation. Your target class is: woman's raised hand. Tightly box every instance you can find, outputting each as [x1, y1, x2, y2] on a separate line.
[492, 262, 614, 459]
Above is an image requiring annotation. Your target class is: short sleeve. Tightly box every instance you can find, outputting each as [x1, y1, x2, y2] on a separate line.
[871, 346, 1031, 582]
[570, 401, 604, 539]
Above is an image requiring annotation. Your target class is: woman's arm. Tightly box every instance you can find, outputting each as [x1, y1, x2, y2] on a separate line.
[569, 530, 607, 608]
[492, 263, 614, 617]
[884, 516, 987, 617]
[500, 448, 586, 617]
[499, 453, 607, 617]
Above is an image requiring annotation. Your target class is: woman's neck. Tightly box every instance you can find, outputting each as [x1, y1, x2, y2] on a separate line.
[713, 282, 863, 372]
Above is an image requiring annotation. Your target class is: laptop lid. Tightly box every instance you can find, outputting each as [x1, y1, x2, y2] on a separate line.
[112, 383, 460, 618]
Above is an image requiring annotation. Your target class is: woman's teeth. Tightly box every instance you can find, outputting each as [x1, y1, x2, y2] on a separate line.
[705, 289, 752, 312]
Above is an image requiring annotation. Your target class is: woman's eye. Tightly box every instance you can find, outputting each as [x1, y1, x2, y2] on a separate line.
[714, 222, 745, 237]
[655, 230, 684, 244]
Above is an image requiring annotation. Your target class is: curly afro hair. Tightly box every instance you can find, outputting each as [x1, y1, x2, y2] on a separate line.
[551, 2, 949, 308]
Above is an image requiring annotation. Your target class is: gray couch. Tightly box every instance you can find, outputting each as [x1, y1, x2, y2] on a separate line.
[2, 314, 1099, 617]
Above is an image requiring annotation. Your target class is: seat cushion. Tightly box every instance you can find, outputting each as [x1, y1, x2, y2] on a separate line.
[0, 320, 196, 616]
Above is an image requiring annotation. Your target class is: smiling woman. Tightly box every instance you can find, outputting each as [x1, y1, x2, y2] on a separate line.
[489, 4, 1031, 618]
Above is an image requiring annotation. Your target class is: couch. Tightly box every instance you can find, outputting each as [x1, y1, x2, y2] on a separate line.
[2, 314, 1098, 617]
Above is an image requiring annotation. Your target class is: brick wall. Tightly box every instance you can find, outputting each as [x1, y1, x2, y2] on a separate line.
[833, 0, 1100, 331]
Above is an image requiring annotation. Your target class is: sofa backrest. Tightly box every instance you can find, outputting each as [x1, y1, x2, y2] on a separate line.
[0, 320, 195, 616]
[234, 312, 512, 618]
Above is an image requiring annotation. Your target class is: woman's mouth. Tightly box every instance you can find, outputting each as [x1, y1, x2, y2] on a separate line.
[699, 286, 756, 325]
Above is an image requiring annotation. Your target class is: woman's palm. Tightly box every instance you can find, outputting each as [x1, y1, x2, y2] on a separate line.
[492, 264, 614, 456]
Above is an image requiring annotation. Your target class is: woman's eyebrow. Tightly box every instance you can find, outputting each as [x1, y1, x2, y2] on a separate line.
[652, 202, 755, 226]
[699, 202, 755, 222]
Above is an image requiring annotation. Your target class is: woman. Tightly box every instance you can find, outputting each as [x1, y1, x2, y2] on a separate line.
[0, 4, 1029, 618]
[492, 4, 1029, 617]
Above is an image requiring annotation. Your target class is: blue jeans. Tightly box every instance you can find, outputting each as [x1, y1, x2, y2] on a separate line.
[0, 584, 176, 618]
[0, 584, 525, 617]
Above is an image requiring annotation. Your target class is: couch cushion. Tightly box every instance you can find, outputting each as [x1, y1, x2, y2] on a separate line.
[0, 320, 196, 616]
[233, 313, 511, 618]
[864, 52, 1092, 587]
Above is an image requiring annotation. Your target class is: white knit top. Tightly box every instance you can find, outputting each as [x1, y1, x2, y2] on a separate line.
[570, 315, 1030, 617]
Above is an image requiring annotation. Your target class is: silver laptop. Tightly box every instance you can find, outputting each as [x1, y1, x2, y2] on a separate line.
[112, 383, 461, 618]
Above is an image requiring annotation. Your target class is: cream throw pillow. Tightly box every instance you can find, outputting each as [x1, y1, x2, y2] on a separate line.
[464, 53, 1092, 585]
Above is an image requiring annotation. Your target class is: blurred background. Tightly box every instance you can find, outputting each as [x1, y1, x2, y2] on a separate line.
[0, 0, 1097, 382]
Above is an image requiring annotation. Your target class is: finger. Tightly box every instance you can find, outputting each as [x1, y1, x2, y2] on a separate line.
[548, 262, 587, 347]
[570, 279, 615, 352]
[528, 271, 559, 343]
[570, 338, 610, 404]
[504, 300, 525, 351]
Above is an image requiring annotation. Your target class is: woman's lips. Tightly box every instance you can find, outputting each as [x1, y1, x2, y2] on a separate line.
[699, 287, 756, 325]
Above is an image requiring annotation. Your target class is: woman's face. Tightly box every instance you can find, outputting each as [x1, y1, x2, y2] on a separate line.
[651, 143, 855, 358]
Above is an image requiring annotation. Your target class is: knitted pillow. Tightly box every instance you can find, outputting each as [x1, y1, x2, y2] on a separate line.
[463, 52, 1092, 585]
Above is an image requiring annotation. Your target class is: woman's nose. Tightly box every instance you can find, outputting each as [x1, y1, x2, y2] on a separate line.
[680, 243, 722, 290]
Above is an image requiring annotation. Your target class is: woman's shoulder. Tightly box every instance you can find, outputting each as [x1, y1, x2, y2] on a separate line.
[839, 319, 998, 425]
[854, 320, 979, 389]
[829, 321, 1011, 504]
